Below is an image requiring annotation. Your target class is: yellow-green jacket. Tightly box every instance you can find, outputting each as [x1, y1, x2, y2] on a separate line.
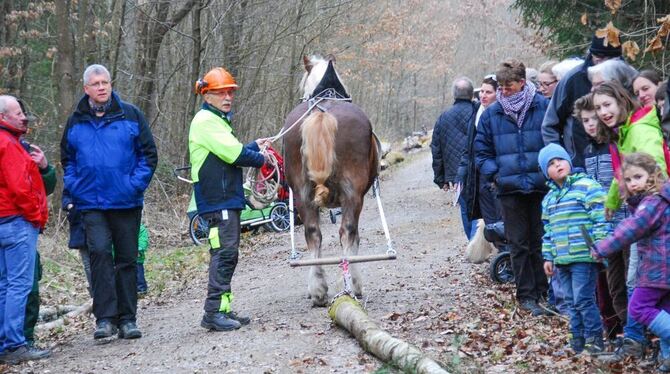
[607, 106, 667, 211]
[189, 103, 264, 214]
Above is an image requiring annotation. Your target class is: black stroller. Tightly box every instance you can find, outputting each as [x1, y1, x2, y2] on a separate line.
[484, 222, 514, 284]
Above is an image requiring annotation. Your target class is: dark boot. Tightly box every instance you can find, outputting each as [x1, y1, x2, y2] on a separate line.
[201, 312, 241, 331]
[93, 320, 118, 339]
[597, 337, 644, 363]
[519, 299, 549, 316]
[118, 321, 142, 339]
[225, 311, 251, 326]
[568, 334, 585, 355]
[584, 336, 605, 355]
[0, 345, 50, 364]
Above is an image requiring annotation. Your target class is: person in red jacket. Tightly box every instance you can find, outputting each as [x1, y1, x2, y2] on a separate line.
[0, 95, 49, 365]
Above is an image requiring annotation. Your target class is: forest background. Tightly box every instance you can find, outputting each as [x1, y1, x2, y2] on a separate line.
[0, 0, 668, 245]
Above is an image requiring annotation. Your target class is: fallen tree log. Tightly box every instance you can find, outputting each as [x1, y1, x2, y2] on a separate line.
[328, 295, 449, 374]
[36, 301, 92, 333]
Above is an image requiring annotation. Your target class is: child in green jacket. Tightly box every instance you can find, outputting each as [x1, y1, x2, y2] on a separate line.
[137, 224, 149, 294]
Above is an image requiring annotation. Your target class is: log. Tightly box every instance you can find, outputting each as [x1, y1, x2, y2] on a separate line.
[328, 295, 449, 374]
[290, 253, 396, 267]
[36, 301, 92, 333]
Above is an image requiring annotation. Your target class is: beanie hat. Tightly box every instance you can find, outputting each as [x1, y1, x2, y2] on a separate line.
[589, 34, 622, 57]
[538, 143, 572, 179]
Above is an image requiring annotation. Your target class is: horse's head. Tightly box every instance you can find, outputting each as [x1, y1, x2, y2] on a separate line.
[299, 54, 348, 101]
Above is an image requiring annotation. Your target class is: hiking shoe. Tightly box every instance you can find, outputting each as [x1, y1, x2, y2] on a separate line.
[93, 320, 118, 339]
[224, 311, 251, 326]
[585, 336, 605, 355]
[118, 321, 142, 339]
[568, 335, 585, 355]
[519, 299, 548, 316]
[201, 312, 242, 331]
[0, 345, 50, 364]
[597, 337, 644, 363]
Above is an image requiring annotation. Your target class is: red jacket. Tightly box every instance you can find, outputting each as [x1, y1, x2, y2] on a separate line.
[0, 120, 48, 228]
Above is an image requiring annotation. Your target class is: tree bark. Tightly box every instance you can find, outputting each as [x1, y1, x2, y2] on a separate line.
[328, 295, 449, 374]
[54, 0, 77, 126]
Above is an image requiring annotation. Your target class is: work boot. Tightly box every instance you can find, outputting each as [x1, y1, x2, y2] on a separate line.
[224, 311, 251, 326]
[584, 336, 605, 355]
[518, 299, 549, 317]
[0, 345, 50, 364]
[93, 320, 118, 339]
[118, 321, 142, 339]
[201, 312, 242, 331]
[597, 337, 644, 363]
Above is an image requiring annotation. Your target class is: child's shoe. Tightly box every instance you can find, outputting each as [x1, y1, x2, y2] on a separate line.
[568, 334, 585, 355]
[584, 336, 605, 355]
[597, 337, 644, 363]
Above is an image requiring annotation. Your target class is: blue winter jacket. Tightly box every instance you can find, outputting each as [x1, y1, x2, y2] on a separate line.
[60, 92, 158, 211]
[474, 92, 549, 195]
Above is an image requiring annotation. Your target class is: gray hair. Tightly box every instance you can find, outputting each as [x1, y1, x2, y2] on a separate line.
[452, 77, 474, 100]
[588, 59, 638, 92]
[552, 58, 584, 81]
[83, 64, 111, 85]
[0, 95, 18, 114]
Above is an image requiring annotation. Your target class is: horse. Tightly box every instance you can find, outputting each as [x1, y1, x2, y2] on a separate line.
[282, 55, 379, 306]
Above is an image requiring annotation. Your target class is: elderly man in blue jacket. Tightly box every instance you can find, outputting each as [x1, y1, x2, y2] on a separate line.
[475, 59, 550, 316]
[60, 64, 157, 340]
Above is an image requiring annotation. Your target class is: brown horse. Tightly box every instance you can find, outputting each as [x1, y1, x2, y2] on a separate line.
[282, 55, 379, 306]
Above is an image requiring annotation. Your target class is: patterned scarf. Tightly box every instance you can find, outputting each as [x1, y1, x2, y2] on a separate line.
[496, 82, 537, 128]
[89, 98, 112, 115]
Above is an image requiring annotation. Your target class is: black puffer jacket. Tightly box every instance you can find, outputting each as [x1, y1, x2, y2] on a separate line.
[431, 99, 476, 188]
[457, 102, 482, 221]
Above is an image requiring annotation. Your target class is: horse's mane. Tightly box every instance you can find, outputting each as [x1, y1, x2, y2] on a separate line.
[300, 55, 349, 101]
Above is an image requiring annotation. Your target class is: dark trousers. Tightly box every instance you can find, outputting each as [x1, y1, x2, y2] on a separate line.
[499, 193, 548, 302]
[478, 180, 502, 224]
[606, 248, 629, 324]
[23, 251, 41, 343]
[83, 208, 141, 325]
[203, 210, 241, 313]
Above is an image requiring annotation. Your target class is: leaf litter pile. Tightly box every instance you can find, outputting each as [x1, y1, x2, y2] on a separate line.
[377, 254, 651, 373]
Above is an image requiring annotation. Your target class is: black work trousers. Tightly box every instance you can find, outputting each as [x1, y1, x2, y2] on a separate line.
[83, 208, 141, 325]
[499, 193, 548, 302]
[203, 210, 241, 314]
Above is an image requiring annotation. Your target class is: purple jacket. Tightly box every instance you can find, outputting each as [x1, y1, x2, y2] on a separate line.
[595, 181, 670, 289]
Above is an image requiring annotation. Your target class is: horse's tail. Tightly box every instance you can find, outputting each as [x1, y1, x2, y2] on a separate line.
[301, 111, 338, 206]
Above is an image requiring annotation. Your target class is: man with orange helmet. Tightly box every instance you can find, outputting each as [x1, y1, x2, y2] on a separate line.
[190, 67, 270, 331]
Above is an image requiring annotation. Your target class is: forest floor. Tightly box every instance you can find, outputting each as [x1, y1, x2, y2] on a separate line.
[5, 148, 649, 373]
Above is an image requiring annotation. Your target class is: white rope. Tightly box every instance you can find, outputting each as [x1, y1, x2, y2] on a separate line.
[288, 187, 301, 260]
[373, 178, 395, 255]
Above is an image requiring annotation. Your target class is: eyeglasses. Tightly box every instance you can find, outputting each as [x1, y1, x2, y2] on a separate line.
[86, 80, 110, 88]
[539, 80, 557, 88]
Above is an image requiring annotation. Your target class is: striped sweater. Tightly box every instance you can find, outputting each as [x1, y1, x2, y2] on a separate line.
[542, 173, 612, 265]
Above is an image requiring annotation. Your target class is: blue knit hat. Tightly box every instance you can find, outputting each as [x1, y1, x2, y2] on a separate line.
[538, 143, 572, 179]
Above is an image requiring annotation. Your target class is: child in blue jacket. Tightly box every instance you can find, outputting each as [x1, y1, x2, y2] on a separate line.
[539, 143, 611, 355]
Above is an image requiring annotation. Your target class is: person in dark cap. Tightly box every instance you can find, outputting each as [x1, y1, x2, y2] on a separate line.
[541, 33, 623, 168]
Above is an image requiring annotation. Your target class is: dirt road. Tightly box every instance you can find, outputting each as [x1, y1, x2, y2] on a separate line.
[18, 148, 473, 373]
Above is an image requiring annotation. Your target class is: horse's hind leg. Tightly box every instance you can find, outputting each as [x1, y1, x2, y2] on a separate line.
[339, 194, 364, 298]
[303, 206, 328, 306]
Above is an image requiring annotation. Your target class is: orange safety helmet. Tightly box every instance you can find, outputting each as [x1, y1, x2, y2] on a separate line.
[194, 67, 239, 95]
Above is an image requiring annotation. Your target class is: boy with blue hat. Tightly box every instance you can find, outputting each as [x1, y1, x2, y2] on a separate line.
[539, 143, 611, 355]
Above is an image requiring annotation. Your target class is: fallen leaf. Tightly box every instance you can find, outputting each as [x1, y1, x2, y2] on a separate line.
[595, 21, 621, 48]
[605, 0, 621, 14]
[622, 40, 640, 60]
[580, 13, 588, 25]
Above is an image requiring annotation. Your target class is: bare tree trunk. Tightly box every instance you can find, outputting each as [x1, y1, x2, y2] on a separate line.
[54, 0, 77, 125]
[134, 0, 197, 120]
[109, 0, 127, 81]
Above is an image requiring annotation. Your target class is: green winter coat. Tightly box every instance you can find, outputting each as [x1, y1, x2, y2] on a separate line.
[40, 164, 56, 195]
[606, 107, 667, 211]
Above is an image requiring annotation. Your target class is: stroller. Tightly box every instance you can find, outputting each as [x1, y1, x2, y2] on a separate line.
[484, 222, 514, 284]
